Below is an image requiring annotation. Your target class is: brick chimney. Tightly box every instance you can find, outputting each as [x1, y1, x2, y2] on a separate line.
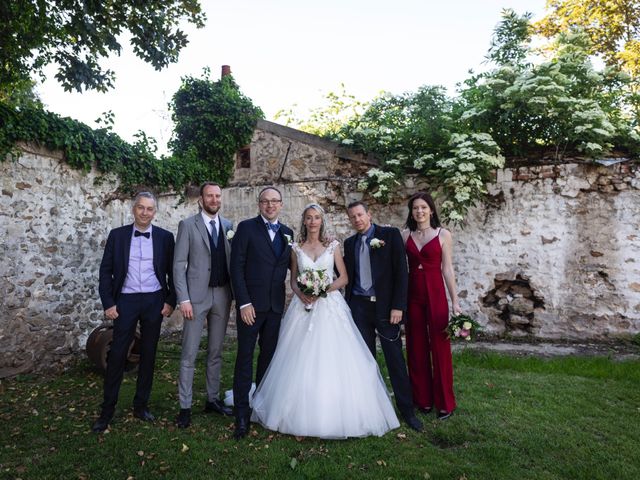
[221, 65, 231, 78]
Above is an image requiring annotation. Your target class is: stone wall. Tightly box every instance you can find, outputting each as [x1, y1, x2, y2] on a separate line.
[2, 138, 639, 376]
[457, 162, 640, 339]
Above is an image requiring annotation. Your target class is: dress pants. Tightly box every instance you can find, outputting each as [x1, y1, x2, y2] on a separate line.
[233, 309, 282, 419]
[101, 290, 164, 417]
[178, 285, 232, 408]
[348, 295, 414, 417]
[406, 301, 456, 413]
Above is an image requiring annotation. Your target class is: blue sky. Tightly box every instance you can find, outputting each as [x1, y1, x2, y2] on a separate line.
[37, 0, 546, 154]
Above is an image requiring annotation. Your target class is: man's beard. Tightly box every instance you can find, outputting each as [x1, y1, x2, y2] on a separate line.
[203, 203, 220, 215]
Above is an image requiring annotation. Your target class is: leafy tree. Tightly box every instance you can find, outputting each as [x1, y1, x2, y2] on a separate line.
[487, 9, 533, 67]
[0, 0, 205, 93]
[0, 78, 42, 109]
[275, 84, 369, 137]
[536, 0, 640, 77]
[169, 70, 264, 186]
[341, 86, 455, 163]
[459, 22, 639, 159]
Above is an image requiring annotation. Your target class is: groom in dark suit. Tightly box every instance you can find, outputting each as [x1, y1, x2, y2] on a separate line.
[344, 201, 423, 432]
[230, 186, 293, 439]
[92, 192, 176, 433]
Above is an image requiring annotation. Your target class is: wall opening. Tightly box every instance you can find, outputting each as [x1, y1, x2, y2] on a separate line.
[482, 271, 545, 336]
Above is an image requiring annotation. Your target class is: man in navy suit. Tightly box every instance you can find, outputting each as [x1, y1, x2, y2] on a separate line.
[92, 191, 176, 433]
[344, 201, 423, 432]
[230, 186, 293, 439]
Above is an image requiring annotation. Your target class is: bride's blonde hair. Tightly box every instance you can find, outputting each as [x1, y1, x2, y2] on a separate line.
[298, 203, 328, 245]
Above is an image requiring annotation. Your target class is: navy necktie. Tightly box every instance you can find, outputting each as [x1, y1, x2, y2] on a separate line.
[267, 222, 280, 233]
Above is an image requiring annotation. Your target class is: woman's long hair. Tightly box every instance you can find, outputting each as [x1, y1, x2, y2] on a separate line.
[298, 203, 328, 244]
[404, 192, 441, 231]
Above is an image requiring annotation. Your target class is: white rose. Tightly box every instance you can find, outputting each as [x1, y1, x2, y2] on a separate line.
[226, 229, 235, 240]
[463, 321, 472, 330]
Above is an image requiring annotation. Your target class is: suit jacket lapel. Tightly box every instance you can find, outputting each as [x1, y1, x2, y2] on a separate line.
[195, 214, 211, 253]
[123, 224, 133, 275]
[151, 224, 161, 276]
[276, 227, 291, 258]
[255, 215, 278, 257]
[220, 216, 231, 268]
[370, 224, 381, 285]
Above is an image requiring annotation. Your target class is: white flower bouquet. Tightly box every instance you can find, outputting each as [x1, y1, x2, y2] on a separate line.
[297, 268, 331, 312]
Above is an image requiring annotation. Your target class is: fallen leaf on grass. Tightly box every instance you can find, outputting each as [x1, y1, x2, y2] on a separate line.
[290, 458, 298, 470]
[137, 451, 144, 457]
[181, 443, 189, 453]
[396, 433, 407, 440]
[376, 460, 387, 467]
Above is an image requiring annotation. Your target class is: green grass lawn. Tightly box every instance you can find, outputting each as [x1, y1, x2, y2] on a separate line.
[1, 338, 639, 480]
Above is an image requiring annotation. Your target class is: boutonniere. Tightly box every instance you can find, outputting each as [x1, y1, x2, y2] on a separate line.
[284, 233, 293, 246]
[370, 238, 385, 249]
[226, 229, 235, 240]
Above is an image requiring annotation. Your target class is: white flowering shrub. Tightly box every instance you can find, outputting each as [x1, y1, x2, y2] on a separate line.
[435, 134, 505, 224]
[286, 11, 639, 226]
[460, 25, 639, 159]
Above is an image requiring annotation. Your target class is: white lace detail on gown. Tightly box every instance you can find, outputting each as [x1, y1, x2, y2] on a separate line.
[250, 239, 399, 439]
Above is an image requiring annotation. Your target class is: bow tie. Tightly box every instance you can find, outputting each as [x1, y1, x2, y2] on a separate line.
[266, 222, 280, 232]
[134, 230, 150, 239]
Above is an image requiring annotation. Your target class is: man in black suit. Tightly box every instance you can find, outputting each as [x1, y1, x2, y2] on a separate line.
[230, 186, 293, 439]
[344, 201, 423, 432]
[91, 192, 176, 433]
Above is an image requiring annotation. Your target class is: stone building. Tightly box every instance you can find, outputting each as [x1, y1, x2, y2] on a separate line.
[1, 122, 639, 376]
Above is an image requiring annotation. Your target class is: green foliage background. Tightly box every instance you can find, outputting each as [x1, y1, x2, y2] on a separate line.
[0, 73, 262, 194]
[0, 0, 205, 93]
[278, 9, 640, 224]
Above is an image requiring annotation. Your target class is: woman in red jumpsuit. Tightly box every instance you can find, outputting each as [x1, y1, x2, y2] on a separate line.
[402, 192, 461, 420]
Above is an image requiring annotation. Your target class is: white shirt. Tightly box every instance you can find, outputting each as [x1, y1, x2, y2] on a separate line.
[202, 211, 220, 237]
[261, 215, 278, 241]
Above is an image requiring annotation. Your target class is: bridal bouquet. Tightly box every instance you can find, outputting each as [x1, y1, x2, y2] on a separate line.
[446, 313, 482, 341]
[297, 268, 332, 312]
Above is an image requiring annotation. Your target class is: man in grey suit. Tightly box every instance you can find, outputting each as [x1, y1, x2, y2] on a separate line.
[173, 182, 234, 428]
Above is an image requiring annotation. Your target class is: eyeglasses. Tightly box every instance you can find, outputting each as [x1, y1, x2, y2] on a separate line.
[259, 199, 282, 206]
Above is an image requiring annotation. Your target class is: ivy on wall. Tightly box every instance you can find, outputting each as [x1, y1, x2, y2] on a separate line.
[0, 73, 263, 194]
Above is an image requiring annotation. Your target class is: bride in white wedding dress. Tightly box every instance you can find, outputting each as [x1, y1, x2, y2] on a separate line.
[251, 203, 399, 439]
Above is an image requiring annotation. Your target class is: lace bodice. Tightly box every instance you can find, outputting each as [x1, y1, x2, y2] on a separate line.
[293, 240, 339, 276]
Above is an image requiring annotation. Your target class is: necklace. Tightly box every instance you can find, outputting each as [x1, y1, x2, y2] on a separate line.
[415, 225, 433, 235]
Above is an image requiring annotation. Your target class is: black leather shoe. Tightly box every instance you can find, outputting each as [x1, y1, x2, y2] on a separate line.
[417, 406, 433, 415]
[176, 408, 191, 428]
[91, 414, 112, 433]
[204, 398, 233, 416]
[233, 416, 249, 440]
[403, 414, 424, 432]
[437, 410, 453, 420]
[133, 408, 155, 422]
